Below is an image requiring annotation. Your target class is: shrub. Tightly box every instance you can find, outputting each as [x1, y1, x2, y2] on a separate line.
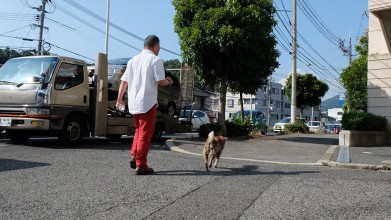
[342, 111, 387, 131]
[225, 121, 252, 137]
[198, 123, 223, 138]
[285, 120, 309, 134]
[226, 115, 253, 137]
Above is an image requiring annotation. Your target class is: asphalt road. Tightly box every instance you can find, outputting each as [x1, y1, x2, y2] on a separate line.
[1, 136, 391, 219]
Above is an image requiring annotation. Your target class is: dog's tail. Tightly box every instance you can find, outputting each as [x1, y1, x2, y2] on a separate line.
[206, 131, 215, 144]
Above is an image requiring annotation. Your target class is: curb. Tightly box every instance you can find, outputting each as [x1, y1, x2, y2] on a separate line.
[164, 139, 177, 150]
[164, 139, 325, 166]
[165, 139, 391, 171]
[324, 161, 391, 171]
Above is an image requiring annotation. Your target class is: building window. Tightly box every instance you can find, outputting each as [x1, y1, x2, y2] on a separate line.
[227, 99, 234, 108]
[243, 99, 258, 105]
[337, 111, 343, 115]
[285, 103, 290, 108]
[263, 100, 267, 106]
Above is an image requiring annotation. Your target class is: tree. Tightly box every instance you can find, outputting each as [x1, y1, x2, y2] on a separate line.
[285, 73, 329, 117]
[173, 0, 279, 134]
[340, 33, 368, 112]
[164, 59, 181, 78]
[0, 48, 36, 64]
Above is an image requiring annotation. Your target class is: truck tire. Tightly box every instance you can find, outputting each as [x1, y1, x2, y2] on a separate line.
[6, 130, 31, 144]
[153, 123, 163, 139]
[59, 115, 84, 145]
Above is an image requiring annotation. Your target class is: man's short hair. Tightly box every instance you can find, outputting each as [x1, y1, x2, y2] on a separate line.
[144, 35, 160, 48]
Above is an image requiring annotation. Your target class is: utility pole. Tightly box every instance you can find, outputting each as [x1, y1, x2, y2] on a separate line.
[37, 0, 47, 55]
[291, 0, 297, 124]
[338, 30, 353, 65]
[105, 0, 110, 55]
[267, 76, 272, 127]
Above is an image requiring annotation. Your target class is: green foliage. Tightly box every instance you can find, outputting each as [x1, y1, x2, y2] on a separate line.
[285, 73, 329, 117]
[226, 115, 253, 137]
[163, 59, 181, 78]
[341, 111, 387, 131]
[0, 48, 36, 64]
[198, 116, 254, 138]
[173, 0, 280, 133]
[340, 33, 368, 112]
[285, 120, 309, 134]
[340, 55, 367, 112]
[198, 123, 223, 138]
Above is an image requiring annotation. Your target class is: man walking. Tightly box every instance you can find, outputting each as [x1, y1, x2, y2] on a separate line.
[116, 35, 173, 175]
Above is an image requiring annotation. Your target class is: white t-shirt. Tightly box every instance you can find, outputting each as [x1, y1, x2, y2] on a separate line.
[121, 49, 165, 114]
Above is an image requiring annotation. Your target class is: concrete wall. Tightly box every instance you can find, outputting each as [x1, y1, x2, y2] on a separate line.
[368, 0, 391, 142]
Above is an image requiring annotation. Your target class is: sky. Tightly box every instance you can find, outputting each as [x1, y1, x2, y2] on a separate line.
[0, 0, 368, 100]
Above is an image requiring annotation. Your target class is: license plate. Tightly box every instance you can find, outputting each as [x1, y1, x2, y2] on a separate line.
[0, 118, 11, 127]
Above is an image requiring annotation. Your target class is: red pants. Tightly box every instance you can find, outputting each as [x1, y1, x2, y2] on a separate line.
[131, 105, 156, 167]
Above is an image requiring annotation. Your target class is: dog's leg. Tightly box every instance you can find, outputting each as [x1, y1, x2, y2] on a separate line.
[209, 151, 215, 168]
[203, 145, 209, 171]
[214, 151, 222, 168]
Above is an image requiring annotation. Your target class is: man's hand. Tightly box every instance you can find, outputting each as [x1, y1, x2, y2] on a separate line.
[166, 76, 173, 85]
[116, 100, 126, 110]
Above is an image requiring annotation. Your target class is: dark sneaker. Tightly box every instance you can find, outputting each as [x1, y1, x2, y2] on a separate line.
[135, 166, 154, 175]
[130, 156, 136, 169]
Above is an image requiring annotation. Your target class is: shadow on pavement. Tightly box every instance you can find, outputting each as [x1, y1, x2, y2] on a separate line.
[0, 137, 168, 151]
[0, 158, 51, 173]
[155, 165, 319, 176]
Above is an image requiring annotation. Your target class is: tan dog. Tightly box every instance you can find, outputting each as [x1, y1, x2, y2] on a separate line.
[203, 131, 226, 171]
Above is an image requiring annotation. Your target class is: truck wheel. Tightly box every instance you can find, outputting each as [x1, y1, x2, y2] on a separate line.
[6, 130, 31, 144]
[153, 123, 163, 139]
[166, 103, 176, 117]
[59, 115, 84, 145]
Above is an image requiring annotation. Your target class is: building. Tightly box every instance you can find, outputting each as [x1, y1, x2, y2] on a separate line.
[220, 81, 320, 126]
[368, 0, 391, 142]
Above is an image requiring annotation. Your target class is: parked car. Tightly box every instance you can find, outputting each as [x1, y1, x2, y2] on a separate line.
[306, 121, 325, 133]
[273, 117, 305, 133]
[178, 110, 210, 130]
[325, 123, 342, 134]
[95, 57, 182, 117]
[230, 110, 268, 134]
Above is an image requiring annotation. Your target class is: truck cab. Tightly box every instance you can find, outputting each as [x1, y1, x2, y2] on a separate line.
[0, 56, 90, 144]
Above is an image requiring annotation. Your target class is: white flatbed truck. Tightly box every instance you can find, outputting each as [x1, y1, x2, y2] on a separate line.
[0, 53, 185, 144]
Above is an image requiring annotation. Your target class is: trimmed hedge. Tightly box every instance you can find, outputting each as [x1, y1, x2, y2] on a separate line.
[342, 111, 387, 131]
[198, 123, 223, 138]
[285, 120, 309, 134]
[198, 121, 252, 138]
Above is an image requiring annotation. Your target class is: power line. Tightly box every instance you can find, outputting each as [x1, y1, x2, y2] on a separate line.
[52, 2, 141, 52]
[273, 4, 344, 90]
[60, 0, 181, 57]
[44, 41, 94, 61]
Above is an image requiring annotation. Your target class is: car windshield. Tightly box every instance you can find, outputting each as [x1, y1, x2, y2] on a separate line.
[311, 122, 321, 126]
[279, 118, 291, 123]
[234, 111, 263, 118]
[180, 110, 192, 117]
[0, 57, 58, 84]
